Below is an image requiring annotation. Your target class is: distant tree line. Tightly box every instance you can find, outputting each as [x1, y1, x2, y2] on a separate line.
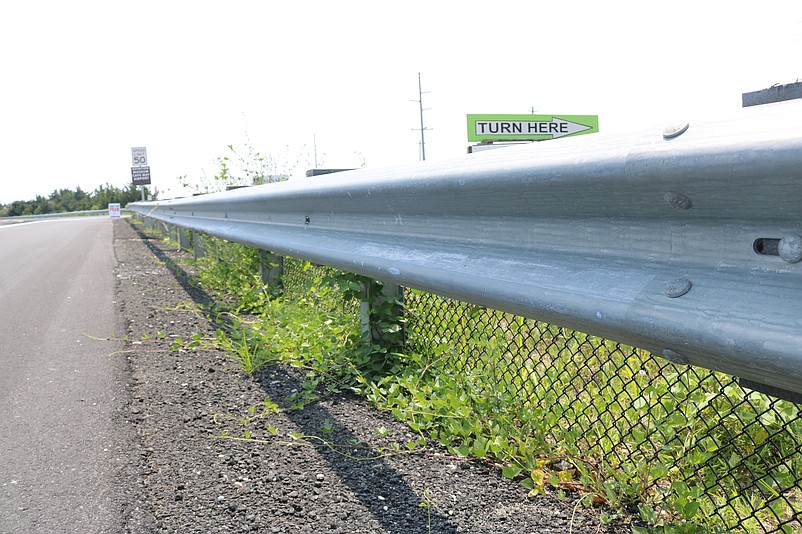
[0, 184, 149, 217]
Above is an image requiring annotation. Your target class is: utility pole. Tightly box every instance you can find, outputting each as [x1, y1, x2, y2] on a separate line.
[313, 134, 318, 169]
[412, 73, 431, 161]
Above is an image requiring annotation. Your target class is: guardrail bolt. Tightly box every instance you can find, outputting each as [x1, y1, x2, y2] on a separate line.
[664, 192, 693, 211]
[665, 278, 692, 298]
[663, 121, 689, 139]
[778, 234, 802, 263]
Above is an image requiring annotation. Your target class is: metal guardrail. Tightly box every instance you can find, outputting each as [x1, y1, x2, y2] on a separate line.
[128, 100, 802, 400]
[0, 209, 124, 221]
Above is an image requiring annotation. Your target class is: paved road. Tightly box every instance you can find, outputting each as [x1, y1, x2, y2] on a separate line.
[0, 217, 131, 533]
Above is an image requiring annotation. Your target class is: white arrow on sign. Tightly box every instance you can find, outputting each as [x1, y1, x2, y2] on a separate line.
[474, 118, 593, 139]
[550, 118, 593, 138]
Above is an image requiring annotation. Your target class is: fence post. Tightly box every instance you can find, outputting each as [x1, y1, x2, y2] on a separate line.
[258, 250, 284, 296]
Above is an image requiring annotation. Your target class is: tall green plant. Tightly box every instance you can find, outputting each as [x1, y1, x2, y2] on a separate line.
[195, 237, 268, 314]
[177, 143, 302, 195]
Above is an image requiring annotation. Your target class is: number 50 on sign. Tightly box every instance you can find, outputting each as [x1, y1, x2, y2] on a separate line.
[132, 147, 148, 166]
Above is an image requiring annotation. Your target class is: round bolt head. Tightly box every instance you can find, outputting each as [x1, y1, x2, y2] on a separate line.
[663, 121, 689, 139]
[665, 278, 692, 298]
[664, 192, 693, 211]
[778, 234, 802, 264]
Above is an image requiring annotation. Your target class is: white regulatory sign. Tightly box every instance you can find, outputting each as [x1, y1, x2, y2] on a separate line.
[108, 203, 121, 218]
[131, 147, 148, 167]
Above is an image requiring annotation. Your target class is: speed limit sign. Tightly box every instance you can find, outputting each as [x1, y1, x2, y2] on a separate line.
[131, 147, 148, 167]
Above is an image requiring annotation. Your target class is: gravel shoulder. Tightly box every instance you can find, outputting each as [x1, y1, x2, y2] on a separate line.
[114, 218, 632, 533]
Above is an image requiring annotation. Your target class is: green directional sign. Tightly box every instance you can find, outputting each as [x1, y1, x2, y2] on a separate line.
[467, 114, 599, 142]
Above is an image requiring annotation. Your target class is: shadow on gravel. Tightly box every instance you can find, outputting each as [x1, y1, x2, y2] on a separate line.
[129, 220, 459, 533]
[128, 222, 239, 334]
[255, 365, 459, 533]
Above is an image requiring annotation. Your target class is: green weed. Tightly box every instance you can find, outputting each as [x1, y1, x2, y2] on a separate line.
[214, 325, 271, 375]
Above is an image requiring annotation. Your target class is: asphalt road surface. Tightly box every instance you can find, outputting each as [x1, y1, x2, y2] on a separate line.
[0, 217, 133, 533]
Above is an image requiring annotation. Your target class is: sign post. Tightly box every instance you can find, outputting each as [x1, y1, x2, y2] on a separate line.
[131, 147, 151, 201]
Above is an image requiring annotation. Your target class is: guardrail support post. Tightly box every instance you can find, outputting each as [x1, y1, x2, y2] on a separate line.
[193, 232, 206, 260]
[258, 250, 284, 296]
[178, 228, 192, 252]
[360, 280, 405, 349]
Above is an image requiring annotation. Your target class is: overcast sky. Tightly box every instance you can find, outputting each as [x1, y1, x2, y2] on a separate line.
[1, 1, 801, 203]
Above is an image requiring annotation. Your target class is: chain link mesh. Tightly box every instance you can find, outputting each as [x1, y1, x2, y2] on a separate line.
[403, 290, 801, 533]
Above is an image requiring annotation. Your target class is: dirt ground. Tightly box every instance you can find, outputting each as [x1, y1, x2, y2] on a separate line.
[114, 218, 633, 533]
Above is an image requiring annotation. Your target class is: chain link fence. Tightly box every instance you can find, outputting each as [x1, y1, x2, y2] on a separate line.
[404, 290, 801, 533]
[278, 257, 801, 533]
